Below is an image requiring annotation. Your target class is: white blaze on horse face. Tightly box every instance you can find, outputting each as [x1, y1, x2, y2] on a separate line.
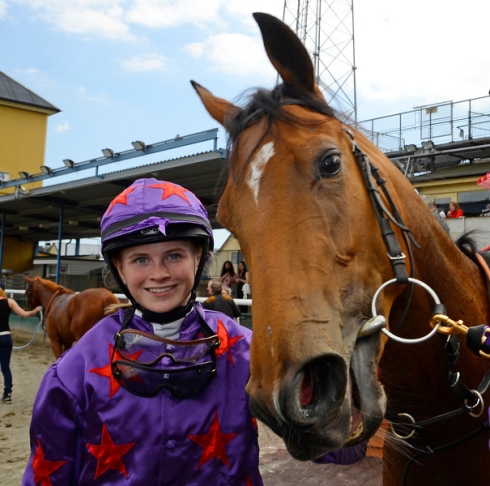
[247, 142, 275, 205]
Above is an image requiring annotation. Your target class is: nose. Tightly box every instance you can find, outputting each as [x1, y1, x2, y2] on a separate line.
[150, 261, 171, 279]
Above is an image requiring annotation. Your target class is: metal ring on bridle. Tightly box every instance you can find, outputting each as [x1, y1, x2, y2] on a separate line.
[371, 278, 442, 344]
[464, 389, 484, 418]
[390, 413, 416, 440]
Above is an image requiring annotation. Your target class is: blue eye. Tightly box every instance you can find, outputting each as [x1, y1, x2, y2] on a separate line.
[317, 153, 341, 178]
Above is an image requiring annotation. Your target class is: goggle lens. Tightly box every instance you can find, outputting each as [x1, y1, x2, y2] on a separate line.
[112, 360, 216, 398]
[115, 330, 220, 365]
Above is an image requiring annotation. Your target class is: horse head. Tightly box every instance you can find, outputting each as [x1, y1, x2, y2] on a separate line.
[192, 12, 489, 465]
[24, 275, 39, 311]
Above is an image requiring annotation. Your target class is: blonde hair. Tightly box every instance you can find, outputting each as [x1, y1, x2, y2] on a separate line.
[0, 289, 6, 298]
[222, 286, 232, 296]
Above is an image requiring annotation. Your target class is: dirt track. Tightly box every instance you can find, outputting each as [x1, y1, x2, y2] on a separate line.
[1, 330, 382, 485]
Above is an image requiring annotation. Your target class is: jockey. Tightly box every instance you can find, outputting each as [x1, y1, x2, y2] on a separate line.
[22, 178, 262, 485]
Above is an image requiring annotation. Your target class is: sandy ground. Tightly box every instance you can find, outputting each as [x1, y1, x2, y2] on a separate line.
[0, 329, 382, 485]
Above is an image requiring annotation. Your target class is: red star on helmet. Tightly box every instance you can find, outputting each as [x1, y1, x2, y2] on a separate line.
[148, 181, 193, 205]
[105, 185, 140, 215]
[87, 423, 135, 479]
[215, 319, 243, 365]
[32, 438, 67, 486]
[188, 411, 238, 469]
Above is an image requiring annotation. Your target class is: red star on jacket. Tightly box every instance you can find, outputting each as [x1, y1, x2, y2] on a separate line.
[89, 343, 142, 397]
[105, 185, 140, 214]
[215, 318, 243, 365]
[87, 423, 136, 479]
[32, 438, 67, 486]
[188, 411, 238, 469]
[148, 181, 192, 205]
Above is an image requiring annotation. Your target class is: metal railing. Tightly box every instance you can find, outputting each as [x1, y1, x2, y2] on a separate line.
[359, 95, 490, 152]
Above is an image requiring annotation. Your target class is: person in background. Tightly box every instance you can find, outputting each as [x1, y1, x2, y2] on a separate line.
[22, 179, 262, 485]
[480, 203, 490, 217]
[428, 202, 446, 219]
[235, 261, 250, 313]
[0, 283, 42, 403]
[203, 280, 241, 320]
[447, 201, 464, 218]
[221, 286, 232, 297]
[220, 260, 236, 297]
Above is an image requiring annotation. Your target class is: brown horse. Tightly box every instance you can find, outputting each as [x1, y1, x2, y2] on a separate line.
[24, 276, 119, 359]
[192, 12, 490, 485]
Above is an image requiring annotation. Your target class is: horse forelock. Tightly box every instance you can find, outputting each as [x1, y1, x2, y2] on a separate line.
[216, 84, 339, 201]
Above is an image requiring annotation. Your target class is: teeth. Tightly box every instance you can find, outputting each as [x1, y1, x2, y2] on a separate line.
[346, 422, 364, 442]
[149, 287, 171, 293]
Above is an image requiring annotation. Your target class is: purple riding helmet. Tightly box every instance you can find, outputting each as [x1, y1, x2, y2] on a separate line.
[101, 178, 214, 320]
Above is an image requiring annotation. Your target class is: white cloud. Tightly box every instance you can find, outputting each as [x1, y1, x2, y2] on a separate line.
[78, 86, 110, 106]
[184, 42, 205, 58]
[125, 0, 222, 28]
[121, 53, 166, 72]
[0, 0, 7, 19]
[185, 33, 275, 80]
[354, 0, 490, 111]
[14, 0, 136, 41]
[55, 121, 70, 134]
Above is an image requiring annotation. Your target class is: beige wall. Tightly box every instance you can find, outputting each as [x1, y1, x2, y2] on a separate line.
[414, 176, 487, 203]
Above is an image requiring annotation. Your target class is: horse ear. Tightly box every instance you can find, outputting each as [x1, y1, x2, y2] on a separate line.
[190, 81, 240, 130]
[253, 12, 320, 97]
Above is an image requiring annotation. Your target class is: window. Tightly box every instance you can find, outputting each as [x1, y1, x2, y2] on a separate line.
[458, 191, 490, 217]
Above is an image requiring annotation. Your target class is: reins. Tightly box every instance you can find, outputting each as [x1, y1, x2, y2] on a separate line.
[13, 309, 44, 351]
[342, 129, 490, 480]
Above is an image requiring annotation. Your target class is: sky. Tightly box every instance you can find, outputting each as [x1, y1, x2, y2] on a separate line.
[1, 0, 489, 247]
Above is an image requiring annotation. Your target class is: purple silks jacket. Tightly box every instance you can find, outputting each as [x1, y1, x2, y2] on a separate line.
[22, 304, 262, 485]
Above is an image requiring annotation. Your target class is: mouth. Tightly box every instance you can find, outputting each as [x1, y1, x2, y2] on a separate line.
[345, 371, 364, 442]
[249, 334, 385, 461]
[147, 286, 174, 294]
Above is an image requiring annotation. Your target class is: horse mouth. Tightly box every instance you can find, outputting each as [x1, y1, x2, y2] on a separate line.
[249, 334, 385, 461]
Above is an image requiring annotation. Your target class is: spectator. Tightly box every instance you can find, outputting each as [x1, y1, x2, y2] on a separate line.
[220, 260, 236, 297]
[428, 202, 446, 219]
[203, 280, 241, 320]
[447, 201, 464, 218]
[480, 203, 490, 217]
[235, 261, 250, 313]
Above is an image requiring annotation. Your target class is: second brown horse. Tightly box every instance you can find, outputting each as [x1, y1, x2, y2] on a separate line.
[24, 276, 119, 358]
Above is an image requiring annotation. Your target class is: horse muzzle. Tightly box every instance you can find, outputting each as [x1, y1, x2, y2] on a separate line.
[248, 335, 386, 461]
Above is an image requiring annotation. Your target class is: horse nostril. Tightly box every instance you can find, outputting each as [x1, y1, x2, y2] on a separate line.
[297, 355, 346, 410]
[300, 365, 314, 406]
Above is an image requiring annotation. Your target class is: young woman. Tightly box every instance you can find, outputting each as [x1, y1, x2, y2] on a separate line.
[235, 261, 250, 313]
[22, 179, 262, 485]
[0, 286, 42, 403]
[447, 201, 464, 218]
[220, 260, 236, 296]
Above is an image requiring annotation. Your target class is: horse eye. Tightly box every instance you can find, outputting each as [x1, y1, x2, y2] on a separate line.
[317, 153, 341, 178]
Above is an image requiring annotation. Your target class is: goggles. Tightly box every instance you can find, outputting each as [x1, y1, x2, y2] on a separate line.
[111, 309, 220, 398]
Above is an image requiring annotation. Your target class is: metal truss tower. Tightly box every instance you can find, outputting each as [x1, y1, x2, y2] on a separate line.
[282, 0, 357, 122]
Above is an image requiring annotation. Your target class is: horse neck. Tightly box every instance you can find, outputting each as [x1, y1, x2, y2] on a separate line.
[413, 223, 487, 318]
[35, 282, 65, 308]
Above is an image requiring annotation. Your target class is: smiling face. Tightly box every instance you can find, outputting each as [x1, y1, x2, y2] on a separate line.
[113, 240, 201, 313]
